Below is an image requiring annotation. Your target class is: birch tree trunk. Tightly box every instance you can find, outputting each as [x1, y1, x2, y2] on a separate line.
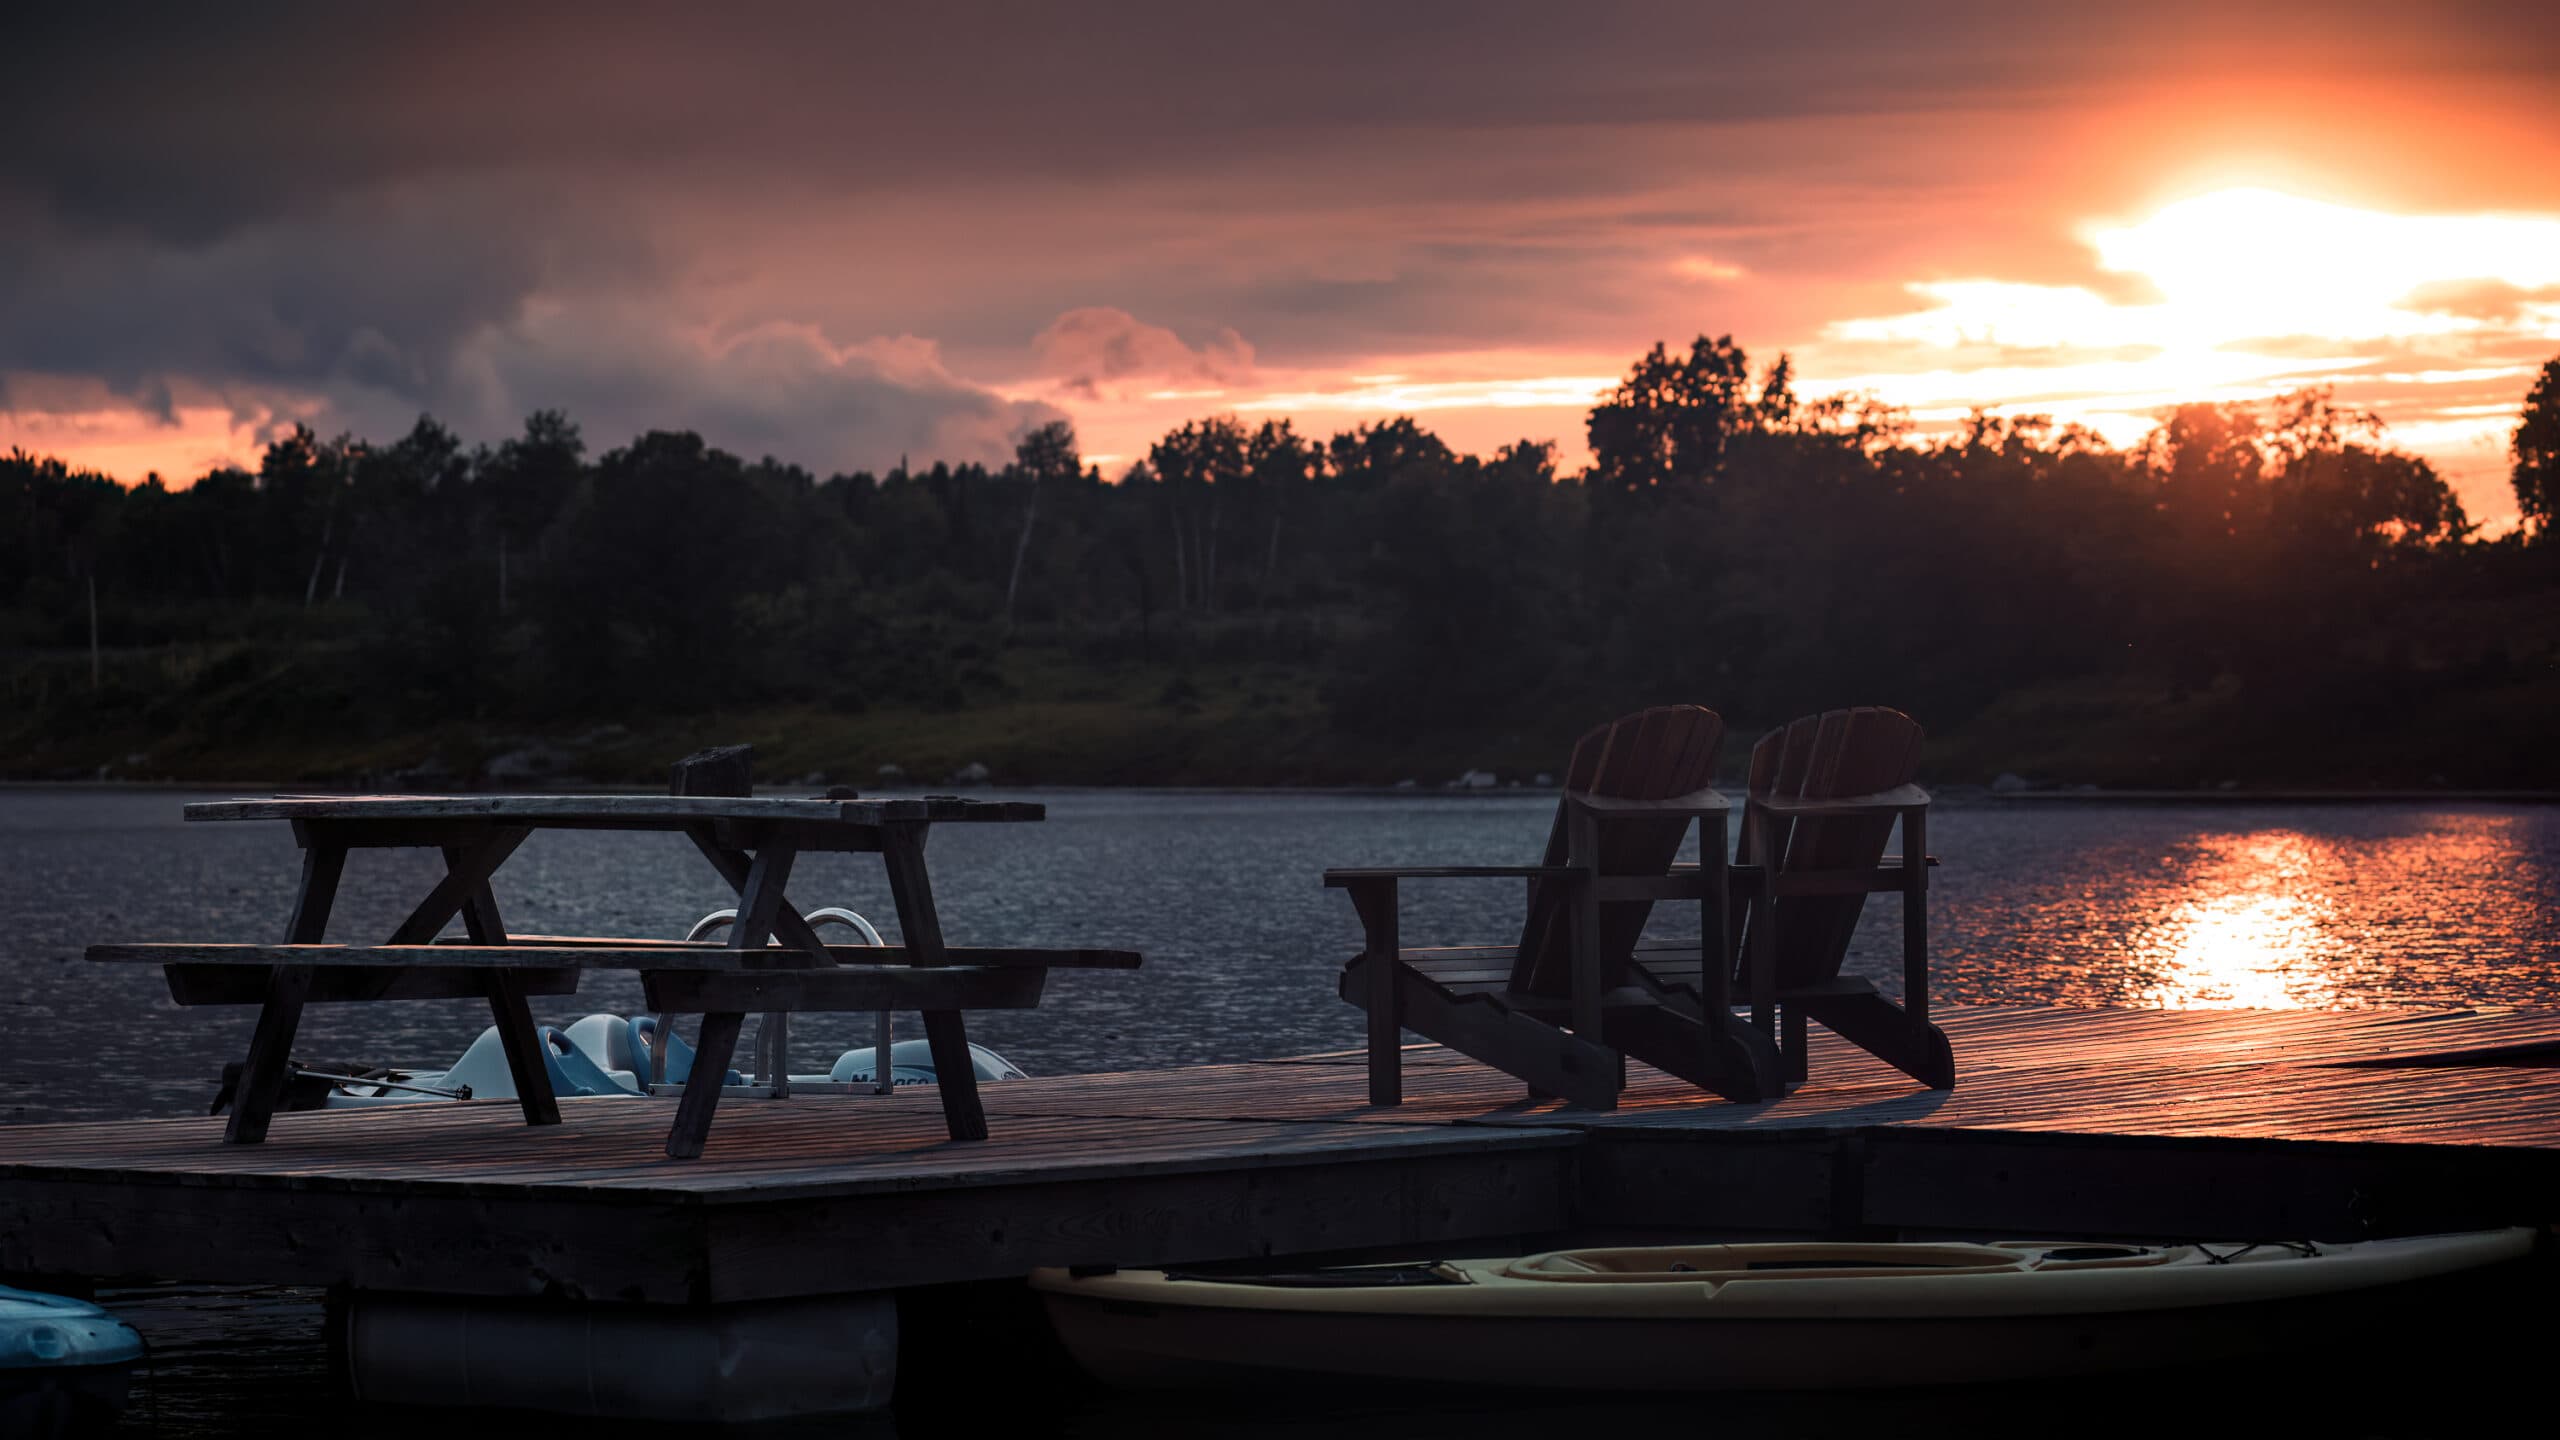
[1263, 508, 1283, 607]
[1203, 486, 1222, 613]
[303, 510, 334, 607]
[1002, 480, 1041, 629]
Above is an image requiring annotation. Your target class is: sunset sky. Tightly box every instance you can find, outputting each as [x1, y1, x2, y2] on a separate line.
[6, 2, 2558, 526]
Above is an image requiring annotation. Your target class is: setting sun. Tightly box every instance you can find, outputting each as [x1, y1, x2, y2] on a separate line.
[2092, 188, 2560, 344]
[1831, 187, 2560, 364]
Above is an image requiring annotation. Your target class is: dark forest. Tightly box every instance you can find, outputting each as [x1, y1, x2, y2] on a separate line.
[9, 339, 2560, 788]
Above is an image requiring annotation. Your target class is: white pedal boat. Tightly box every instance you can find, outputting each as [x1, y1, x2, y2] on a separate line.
[1032, 1231, 2538, 1390]
[302, 1016, 1023, 1107]
[217, 905, 1027, 1113]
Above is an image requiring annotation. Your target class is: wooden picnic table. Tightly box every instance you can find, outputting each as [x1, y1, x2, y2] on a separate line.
[85, 793, 1138, 1158]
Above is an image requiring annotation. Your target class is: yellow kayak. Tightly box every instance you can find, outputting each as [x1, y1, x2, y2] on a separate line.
[1032, 1231, 2536, 1390]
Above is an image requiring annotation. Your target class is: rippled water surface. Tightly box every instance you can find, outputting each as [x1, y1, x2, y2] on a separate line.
[8, 788, 2557, 1125]
[3, 786, 2556, 1434]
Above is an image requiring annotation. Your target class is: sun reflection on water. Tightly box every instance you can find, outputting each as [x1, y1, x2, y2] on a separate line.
[2116, 815, 2534, 1008]
[1908, 807, 2560, 1010]
[2128, 832, 2347, 1007]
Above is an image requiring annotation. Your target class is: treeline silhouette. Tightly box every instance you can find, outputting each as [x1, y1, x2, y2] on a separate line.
[8, 339, 2560, 785]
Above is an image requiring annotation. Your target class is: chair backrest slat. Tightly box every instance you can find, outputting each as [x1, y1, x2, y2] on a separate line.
[1741, 706, 1923, 988]
[1511, 705, 1723, 995]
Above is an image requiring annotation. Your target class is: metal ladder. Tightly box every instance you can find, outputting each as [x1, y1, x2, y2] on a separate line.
[675, 906, 895, 1096]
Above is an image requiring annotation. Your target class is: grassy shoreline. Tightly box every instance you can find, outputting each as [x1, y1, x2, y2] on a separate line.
[14, 778, 2560, 807]
[12, 641, 2560, 792]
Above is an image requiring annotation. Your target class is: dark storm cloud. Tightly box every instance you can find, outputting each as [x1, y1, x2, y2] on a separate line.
[0, 5, 1093, 467]
[433, 320, 1061, 474]
[22, 1, 2550, 240]
[8, 4, 2025, 239]
[0, 176, 608, 398]
[0, 155, 1060, 469]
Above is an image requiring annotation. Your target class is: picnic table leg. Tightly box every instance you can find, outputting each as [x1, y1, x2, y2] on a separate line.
[443, 842, 560, 1128]
[737, 839, 800, 1098]
[880, 823, 988, 1142]
[666, 1012, 745, 1161]
[483, 972, 561, 1124]
[225, 841, 345, 1144]
[666, 839, 800, 1159]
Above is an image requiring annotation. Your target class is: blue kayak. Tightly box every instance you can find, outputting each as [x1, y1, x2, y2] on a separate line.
[0, 1285, 143, 1437]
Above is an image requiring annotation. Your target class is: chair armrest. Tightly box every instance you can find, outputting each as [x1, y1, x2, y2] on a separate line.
[1564, 786, 1731, 817]
[1323, 865, 1585, 886]
[1325, 867, 1581, 957]
[1749, 783, 1930, 818]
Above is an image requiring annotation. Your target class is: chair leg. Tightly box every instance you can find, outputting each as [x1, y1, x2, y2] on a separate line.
[1343, 879, 1402, 1107]
[1365, 952, 1401, 1108]
[1611, 1006, 1783, 1103]
[1783, 1004, 1810, 1084]
[1725, 1013, 1786, 1101]
[1367, 985, 1402, 1107]
[1347, 959, 1622, 1110]
[1799, 992, 1956, 1089]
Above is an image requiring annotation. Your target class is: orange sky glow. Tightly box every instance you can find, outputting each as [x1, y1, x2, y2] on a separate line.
[7, 6, 2558, 530]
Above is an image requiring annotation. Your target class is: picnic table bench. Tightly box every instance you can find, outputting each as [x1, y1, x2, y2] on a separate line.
[85, 793, 1141, 1158]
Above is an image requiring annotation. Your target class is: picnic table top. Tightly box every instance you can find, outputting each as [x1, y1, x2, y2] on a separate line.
[87, 941, 1141, 970]
[182, 793, 1046, 826]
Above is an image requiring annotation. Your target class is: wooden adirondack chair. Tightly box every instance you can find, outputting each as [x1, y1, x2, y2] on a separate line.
[1732, 707, 1954, 1089]
[1327, 705, 1785, 1110]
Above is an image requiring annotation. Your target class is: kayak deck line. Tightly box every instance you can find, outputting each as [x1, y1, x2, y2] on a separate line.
[0, 1003, 2555, 1308]
[1034, 1230, 2537, 1321]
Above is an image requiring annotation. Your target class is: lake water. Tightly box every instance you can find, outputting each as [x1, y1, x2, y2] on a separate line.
[3, 787, 2557, 1434]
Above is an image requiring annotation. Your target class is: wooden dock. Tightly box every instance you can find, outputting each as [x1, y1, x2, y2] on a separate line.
[3, 1005, 2557, 1305]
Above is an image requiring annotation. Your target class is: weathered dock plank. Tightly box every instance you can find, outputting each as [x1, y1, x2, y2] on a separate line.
[966, 1008, 2560, 1149]
[2, 1005, 2555, 1304]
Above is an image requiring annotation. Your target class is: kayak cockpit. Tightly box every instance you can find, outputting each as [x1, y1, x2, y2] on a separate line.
[1501, 1241, 2189, 1282]
[1504, 1243, 2035, 1283]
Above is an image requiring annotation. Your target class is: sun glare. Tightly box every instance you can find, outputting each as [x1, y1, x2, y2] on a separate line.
[2091, 188, 2560, 346]
[1837, 187, 2560, 364]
